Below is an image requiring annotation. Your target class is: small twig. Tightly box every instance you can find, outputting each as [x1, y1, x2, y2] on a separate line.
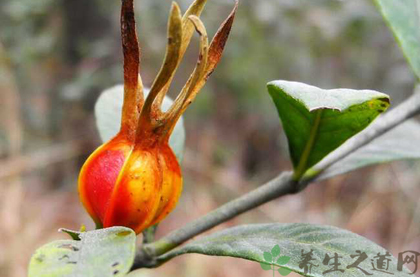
[133, 172, 295, 268]
[142, 224, 158, 244]
[132, 86, 420, 270]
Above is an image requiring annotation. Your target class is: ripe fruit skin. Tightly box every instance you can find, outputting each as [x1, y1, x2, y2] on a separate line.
[79, 129, 183, 234]
[104, 141, 182, 234]
[78, 137, 131, 227]
[78, 0, 236, 234]
[151, 144, 183, 225]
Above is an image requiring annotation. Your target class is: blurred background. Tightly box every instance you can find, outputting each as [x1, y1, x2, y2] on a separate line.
[0, 0, 419, 276]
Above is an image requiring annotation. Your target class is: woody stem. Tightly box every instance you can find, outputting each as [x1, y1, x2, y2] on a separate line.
[131, 88, 420, 270]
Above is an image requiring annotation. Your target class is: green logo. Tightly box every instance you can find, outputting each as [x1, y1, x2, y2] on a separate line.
[260, 245, 292, 276]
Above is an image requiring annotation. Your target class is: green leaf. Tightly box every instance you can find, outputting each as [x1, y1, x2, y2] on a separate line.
[278, 267, 292, 276]
[271, 244, 281, 257]
[318, 120, 420, 180]
[94, 85, 186, 162]
[260, 262, 272, 271]
[263, 251, 273, 263]
[161, 223, 413, 277]
[276, 256, 290, 266]
[28, 227, 136, 277]
[267, 81, 390, 179]
[374, 0, 420, 79]
[59, 228, 81, 241]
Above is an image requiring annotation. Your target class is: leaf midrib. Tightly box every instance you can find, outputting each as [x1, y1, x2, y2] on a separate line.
[293, 109, 323, 180]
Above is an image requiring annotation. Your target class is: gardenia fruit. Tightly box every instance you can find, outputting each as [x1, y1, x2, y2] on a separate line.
[78, 0, 237, 234]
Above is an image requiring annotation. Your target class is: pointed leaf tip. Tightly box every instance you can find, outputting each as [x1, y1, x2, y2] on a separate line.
[374, 0, 420, 79]
[267, 80, 390, 180]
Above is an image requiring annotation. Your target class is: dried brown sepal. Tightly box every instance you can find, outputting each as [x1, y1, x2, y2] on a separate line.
[153, 0, 208, 111]
[205, 0, 238, 79]
[141, 2, 182, 123]
[79, 0, 237, 235]
[137, 0, 237, 139]
[169, 1, 238, 123]
[180, 0, 208, 57]
[163, 15, 209, 136]
[120, 0, 143, 140]
[179, 16, 209, 102]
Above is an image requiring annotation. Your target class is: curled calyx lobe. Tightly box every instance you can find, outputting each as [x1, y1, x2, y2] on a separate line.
[78, 0, 238, 234]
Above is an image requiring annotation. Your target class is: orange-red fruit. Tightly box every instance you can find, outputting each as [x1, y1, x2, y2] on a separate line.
[78, 135, 182, 234]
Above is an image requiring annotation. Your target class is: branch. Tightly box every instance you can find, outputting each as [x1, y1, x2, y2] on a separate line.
[132, 85, 420, 269]
[133, 171, 295, 268]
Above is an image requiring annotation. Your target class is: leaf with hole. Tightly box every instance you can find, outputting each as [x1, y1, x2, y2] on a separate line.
[267, 80, 390, 179]
[28, 227, 136, 277]
[159, 223, 413, 277]
[374, 0, 420, 79]
[95, 85, 186, 162]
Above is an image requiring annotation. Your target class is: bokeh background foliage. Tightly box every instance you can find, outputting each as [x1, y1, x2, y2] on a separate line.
[0, 0, 419, 276]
